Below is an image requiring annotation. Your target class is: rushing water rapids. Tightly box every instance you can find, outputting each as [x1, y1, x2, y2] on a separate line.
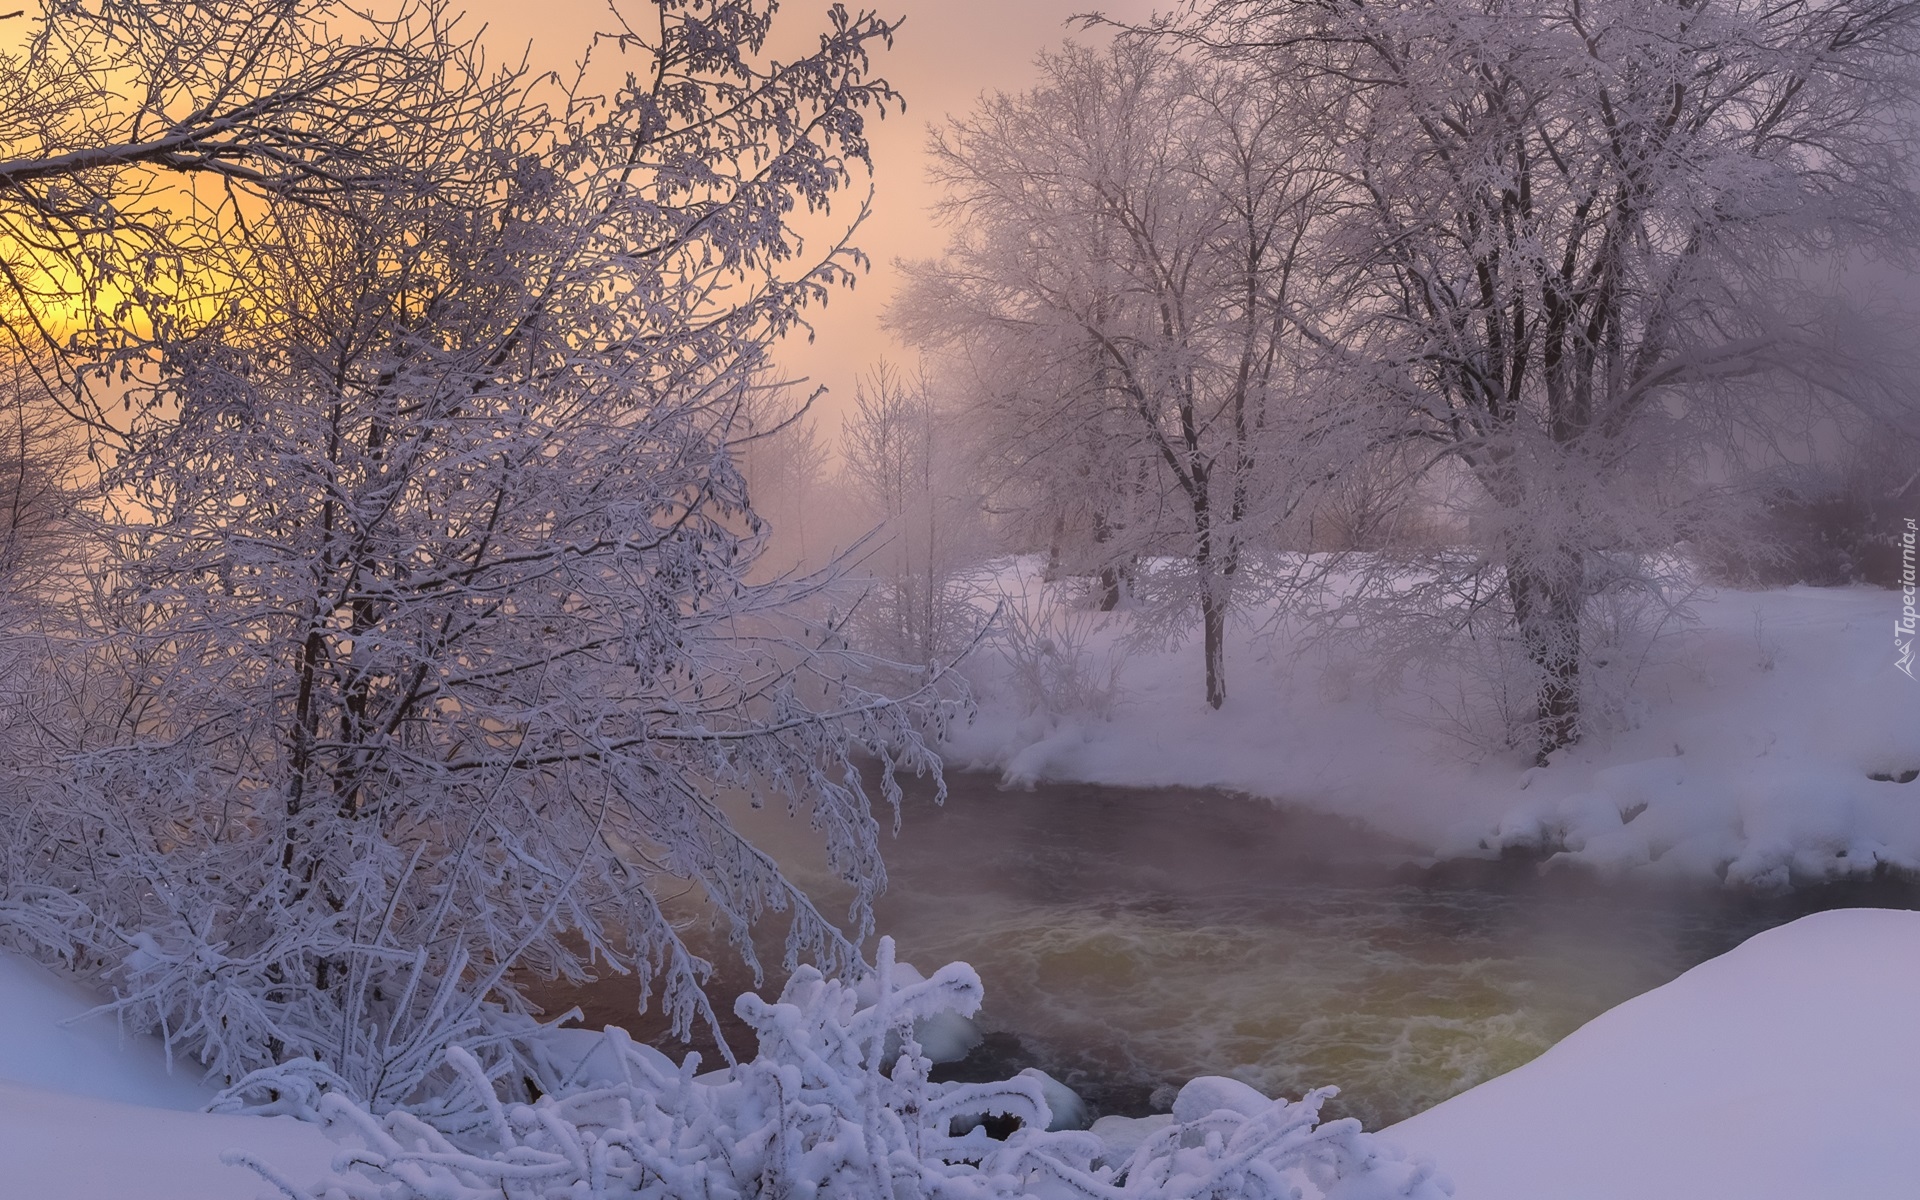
[549, 772, 1920, 1129]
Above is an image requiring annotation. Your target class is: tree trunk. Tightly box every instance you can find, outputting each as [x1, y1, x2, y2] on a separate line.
[1509, 553, 1582, 764]
[1091, 509, 1122, 611]
[1201, 589, 1226, 709]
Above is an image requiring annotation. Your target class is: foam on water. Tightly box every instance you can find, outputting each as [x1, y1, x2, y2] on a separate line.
[876, 888, 1576, 1126]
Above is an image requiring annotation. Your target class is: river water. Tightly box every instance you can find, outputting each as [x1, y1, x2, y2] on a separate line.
[556, 772, 1920, 1128]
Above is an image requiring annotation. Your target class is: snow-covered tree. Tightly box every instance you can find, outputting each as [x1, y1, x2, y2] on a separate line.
[893, 42, 1343, 707]
[0, 351, 89, 893]
[920, 327, 1150, 610]
[838, 362, 985, 667]
[1137, 0, 1920, 755]
[0, 354, 80, 613]
[0, 0, 494, 393]
[2, 0, 952, 1108]
[734, 384, 834, 577]
[0, 0, 472, 782]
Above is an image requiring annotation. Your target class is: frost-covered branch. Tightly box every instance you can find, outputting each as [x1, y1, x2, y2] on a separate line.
[0, 0, 946, 1112]
[226, 940, 1451, 1200]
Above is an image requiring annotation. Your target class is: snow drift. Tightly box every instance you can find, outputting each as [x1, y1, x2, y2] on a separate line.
[1384, 907, 1920, 1200]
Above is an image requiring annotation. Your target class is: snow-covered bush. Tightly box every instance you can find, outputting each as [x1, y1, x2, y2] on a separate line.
[978, 562, 1128, 727]
[1692, 441, 1920, 590]
[0, 0, 964, 1109]
[227, 939, 1449, 1200]
[1320, 548, 1694, 761]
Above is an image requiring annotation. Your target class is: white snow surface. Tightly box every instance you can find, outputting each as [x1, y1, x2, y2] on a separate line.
[950, 566, 1920, 880]
[0, 953, 337, 1199]
[0, 1081, 340, 1200]
[1381, 907, 1920, 1200]
[0, 950, 215, 1110]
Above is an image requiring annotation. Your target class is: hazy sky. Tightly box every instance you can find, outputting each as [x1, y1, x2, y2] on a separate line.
[466, 0, 1160, 435]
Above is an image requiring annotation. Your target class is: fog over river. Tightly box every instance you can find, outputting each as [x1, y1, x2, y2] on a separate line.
[553, 773, 1920, 1128]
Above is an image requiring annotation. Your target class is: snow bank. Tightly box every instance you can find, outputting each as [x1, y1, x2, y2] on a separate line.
[0, 950, 215, 1110]
[1459, 587, 1920, 884]
[950, 568, 1920, 882]
[1382, 907, 1920, 1200]
[0, 1080, 339, 1200]
[0, 951, 337, 1200]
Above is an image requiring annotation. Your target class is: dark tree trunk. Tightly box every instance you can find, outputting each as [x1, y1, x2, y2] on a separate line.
[1090, 509, 1123, 611]
[1044, 512, 1066, 583]
[1509, 553, 1582, 764]
[1201, 589, 1226, 710]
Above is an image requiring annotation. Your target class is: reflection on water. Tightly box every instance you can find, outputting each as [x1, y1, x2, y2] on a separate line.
[550, 772, 1920, 1128]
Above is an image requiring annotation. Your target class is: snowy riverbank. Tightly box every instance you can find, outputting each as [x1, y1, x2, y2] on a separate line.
[1383, 907, 1920, 1199]
[947, 568, 1920, 885]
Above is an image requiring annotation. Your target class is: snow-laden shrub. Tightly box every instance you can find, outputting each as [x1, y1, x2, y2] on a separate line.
[1693, 437, 1920, 590]
[978, 562, 1128, 726]
[1321, 548, 1693, 761]
[225, 939, 1449, 1200]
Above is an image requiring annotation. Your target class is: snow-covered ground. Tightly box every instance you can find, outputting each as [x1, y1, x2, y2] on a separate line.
[0, 953, 336, 1200]
[1, 573, 1912, 1197]
[948, 565, 1920, 884]
[3, 909, 1916, 1197]
[1383, 906, 1920, 1200]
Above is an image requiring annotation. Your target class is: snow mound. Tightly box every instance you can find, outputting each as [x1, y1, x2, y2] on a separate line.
[0, 949, 336, 1200]
[1383, 907, 1920, 1200]
[0, 951, 215, 1110]
[855, 955, 986, 1064]
[0, 1080, 337, 1200]
[1466, 604, 1920, 884]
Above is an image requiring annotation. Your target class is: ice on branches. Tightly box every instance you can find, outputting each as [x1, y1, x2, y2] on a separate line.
[230, 940, 1449, 1200]
[0, 0, 958, 1108]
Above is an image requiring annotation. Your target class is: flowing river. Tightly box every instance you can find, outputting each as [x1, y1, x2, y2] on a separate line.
[554, 772, 1920, 1128]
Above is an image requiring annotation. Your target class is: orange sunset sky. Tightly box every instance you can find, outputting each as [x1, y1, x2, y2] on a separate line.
[468, 0, 1161, 436]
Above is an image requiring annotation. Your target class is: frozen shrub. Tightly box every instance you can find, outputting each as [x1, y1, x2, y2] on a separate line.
[1696, 442, 1920, 589]
[227, 939, 1450, 1200]
[981, 564, 1128, 726]
[1696, 484, 1875, 587]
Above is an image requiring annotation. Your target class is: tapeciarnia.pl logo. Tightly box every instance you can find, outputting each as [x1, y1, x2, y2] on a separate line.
[1899, 517, 1917, 679]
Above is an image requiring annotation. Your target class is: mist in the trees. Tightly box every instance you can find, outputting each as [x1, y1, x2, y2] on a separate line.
[0, 2, 1917, 1196]
[835, 362, 996, 668]
[888, 41, 1353, 708]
